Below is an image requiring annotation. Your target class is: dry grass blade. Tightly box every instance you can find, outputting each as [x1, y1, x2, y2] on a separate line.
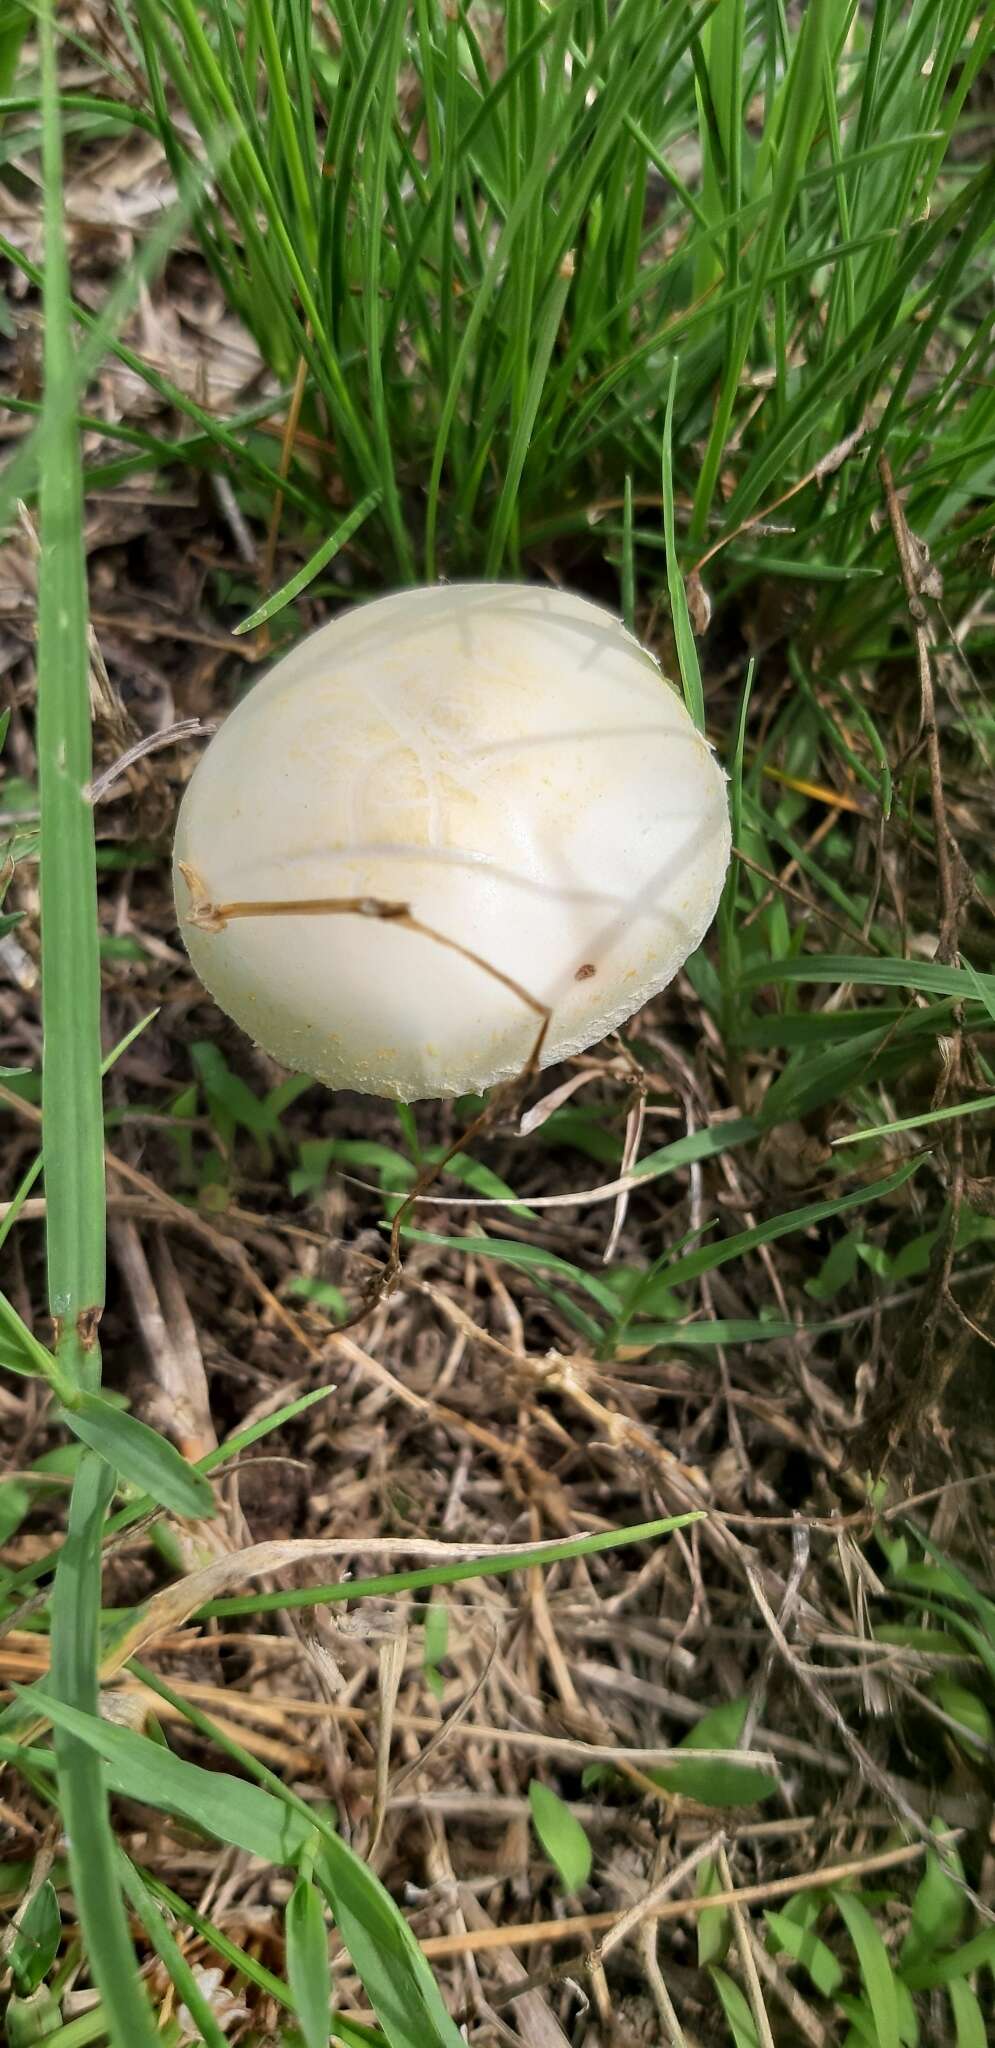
[368, 1630, 408, 1857]
[716, 1842, 776, 2048]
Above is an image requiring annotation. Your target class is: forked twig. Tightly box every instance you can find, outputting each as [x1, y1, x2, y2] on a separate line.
[179, 864, 551, 1314]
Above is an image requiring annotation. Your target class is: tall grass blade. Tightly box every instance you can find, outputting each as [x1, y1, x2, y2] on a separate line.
[36, 12, 158, 2040]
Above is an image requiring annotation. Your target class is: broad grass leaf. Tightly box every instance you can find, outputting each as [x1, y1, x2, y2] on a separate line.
[62, 1393, 215, 1520]
[0, 1479, 31, 1546]
[765, 1908, 843, 1996]
[776, 1891, 823, 1931]
[8, 1878, 61, 1996]
[24, 1695, 463, 2048]
[696, 1857, 730, 1967]
[649, 1699, 776, 1807]
[0, 1292, 56, 1378]
[838, 1991, 879, 2045]
[900, 1827, 966, 1968]
[315, 1836, 464, 2048]
[331, 2022, 385, 2048]
[191, 1040, 279, 1150]
[839, 1982, 918, 2048]
[928, 1680, 993, 1752]
[29, 1693, 313, 1863]
[286, 1877, 333, 2048]
[948, 1978, 986, 2048]
[830, 1890, 900, 2048]
[709, 1966, 759, 2047]
[528, 1780, 592, 1893]
[895, 1979, 919, 2048]
[901, 1928, 995, 1992]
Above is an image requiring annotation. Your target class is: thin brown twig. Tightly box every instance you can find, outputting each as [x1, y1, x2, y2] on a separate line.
[417, 1836, 948, 1957]
[638, 1919, 693, 2048]
[591, 1834, 722, 1966]
[692, 420, 868, 574]
[717, 1842, 776, 2048]
[734, 846, 876, 949]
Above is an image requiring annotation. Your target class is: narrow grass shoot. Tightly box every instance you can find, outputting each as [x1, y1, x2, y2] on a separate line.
[35, 7, 159, 2040]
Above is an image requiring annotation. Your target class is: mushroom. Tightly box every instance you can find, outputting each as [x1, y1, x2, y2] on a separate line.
[173, 583, 730, 1101]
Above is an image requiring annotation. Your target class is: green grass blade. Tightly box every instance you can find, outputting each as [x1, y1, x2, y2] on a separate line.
[834, 1092, 995, 1149]
[484, 255, 575, 576]
[36, 15, 158, 2040]
[621, 471, 635, 630]
[61, 1393, 216, 1520]
[286, 1877, 334, 2048]
[739, 957, 995, 1004]
[830, 1889, 900, 2048]
[314, 1839, 464, 2048]
[690, 0, 830, 541]
[37, 35, 103, 1375]
[198, 1514, 699, 1619]
[615, 1156, 922, 1340]
[662, 357, 706, 730]
[32, 1689, 465, 2048]
[47, 1461, 158, 2047]
[234, 490, 383, 634]
[948, 1978, 987, 2048]
[117, 1858, 231, 2048]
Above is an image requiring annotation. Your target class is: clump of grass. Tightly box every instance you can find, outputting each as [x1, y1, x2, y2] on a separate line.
[1, 2, 994, 2044]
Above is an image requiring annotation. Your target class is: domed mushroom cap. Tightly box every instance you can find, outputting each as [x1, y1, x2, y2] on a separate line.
[173, 582, 730, 1101]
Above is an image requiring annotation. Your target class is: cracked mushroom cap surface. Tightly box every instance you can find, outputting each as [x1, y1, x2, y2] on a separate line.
[173, 582, 731, 1101]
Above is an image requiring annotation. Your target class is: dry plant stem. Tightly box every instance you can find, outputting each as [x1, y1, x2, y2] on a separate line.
[716, 1843, 776, 2048]
[603, 1057, 647, 1261]
[84, 719, 217, 805]
[388, 1625, 499, 1800]
[734, 846, 873, 949]
[492, 1834, 723, 2016]
[418, 1837, 948, 1958]
[457, 1894, 573, 2048]
[740, 1915, 828, 2048]
[692, 420, 868, 574]
[590, 1833, 722, 1965]
[369, 1630, 407, 1855]
[109, 1219, 216, 1463]
[741, 1522, 809, 1750]
[211, 474, 257, 567]
[637, 1919, 693, 2048]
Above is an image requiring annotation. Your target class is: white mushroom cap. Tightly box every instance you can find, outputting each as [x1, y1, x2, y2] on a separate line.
[173, 583, 730, 1101]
